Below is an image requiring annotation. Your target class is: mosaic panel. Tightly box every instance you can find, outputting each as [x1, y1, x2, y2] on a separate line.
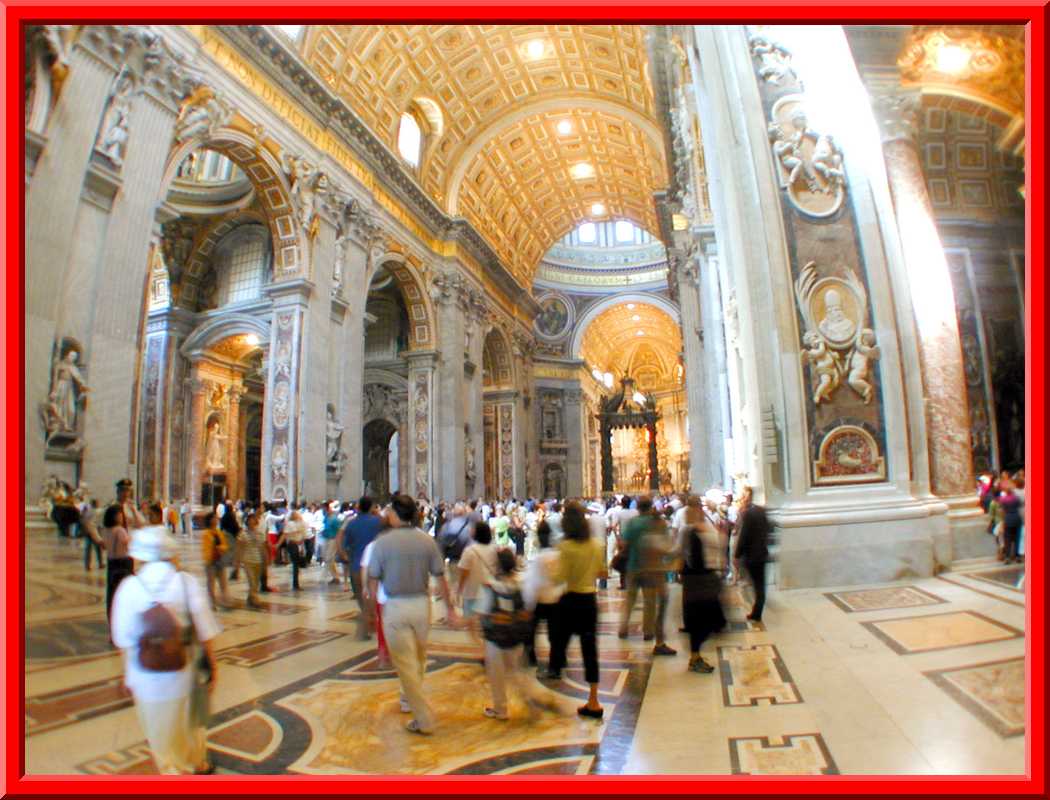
[717, 644, 802, 707]
[824, 585, 948, 613]
[924, 657, 1025, 738]
[729, 733, 839, 775]
[861, 611, 1023, 655]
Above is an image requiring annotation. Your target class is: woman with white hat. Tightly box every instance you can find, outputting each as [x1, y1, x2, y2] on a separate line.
[110, 525, 222, 774]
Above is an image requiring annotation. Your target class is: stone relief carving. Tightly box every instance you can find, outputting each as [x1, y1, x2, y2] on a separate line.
[40, 341, 89, 448]
[95, 68, 134, 168]
[748, 34, 799, 86]
[768, 96, 846, 218]
[871, 91, 921, 145]
[173, 85, 232, 144]
[795, 260, 880, 406]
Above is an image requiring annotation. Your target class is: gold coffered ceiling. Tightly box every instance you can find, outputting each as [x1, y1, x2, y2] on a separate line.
[300, 24, 666, 286]
[580, 302, 681, 387]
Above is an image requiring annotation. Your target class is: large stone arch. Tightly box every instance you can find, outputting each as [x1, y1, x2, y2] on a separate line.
[180, 313, 271, 361]
[161, 126, 308, 280]
[569, 292, 681, 359]
[482, 325, 515, 388]
[371, 251, 436, 350]
[176, 208, 270, 309]
[446, 93, 666, 215]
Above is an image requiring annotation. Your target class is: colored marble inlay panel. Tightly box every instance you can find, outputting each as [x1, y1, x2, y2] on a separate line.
[729, 733, 839, 775]
[966, 566, 1025, 593]
[26, 579, 100, 613]
[26, 676, 131, 736]
[717, 644, 802, 707]
[925, 657, 1025, 737]
[861, 611, 1023, 655]
[26, 618, 116, 662]
[215, 628, 346, 668]
[824, 585, 948, 613]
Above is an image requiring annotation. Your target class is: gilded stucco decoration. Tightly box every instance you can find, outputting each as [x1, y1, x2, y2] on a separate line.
[897, 26, 1025, 136]
[795, 261, 880, 406]
[579, 302, 681, 391]
[300, 25, 664, 286]
[768, 95, 847, 218]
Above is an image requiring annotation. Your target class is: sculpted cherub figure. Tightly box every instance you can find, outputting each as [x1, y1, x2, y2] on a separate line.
[848, 328, 880, 404]
[801, 330, 839, 404]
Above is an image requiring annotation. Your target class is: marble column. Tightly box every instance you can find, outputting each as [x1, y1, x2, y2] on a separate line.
[564, 387, 586, 498]
[226, 384, 245, 501]
[672, 248, 717, 492]
[697, 232, 734, 489]
[262, 281, 312, 503]
[185, 377, 207, 507]
[512, 336, 536, 499]
[464, 314, 486, 498]
[873, 91, 981, 525]
[431, 273, 468, 501]
[405, 351, 438, 501]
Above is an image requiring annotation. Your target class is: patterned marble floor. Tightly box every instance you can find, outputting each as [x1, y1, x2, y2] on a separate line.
[24, 527, 1026, 775]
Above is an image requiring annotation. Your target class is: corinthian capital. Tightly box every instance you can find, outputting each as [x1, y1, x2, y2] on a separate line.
[871, 90, 922, 146]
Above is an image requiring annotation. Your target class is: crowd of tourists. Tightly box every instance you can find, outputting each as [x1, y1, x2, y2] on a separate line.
[41, 476, 774, 773]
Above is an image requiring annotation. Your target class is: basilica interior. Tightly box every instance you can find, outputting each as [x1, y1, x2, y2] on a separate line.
[23, 23, 1027, 778]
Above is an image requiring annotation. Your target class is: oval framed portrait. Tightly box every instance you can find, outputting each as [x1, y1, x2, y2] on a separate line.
[534, 293, 574, 340]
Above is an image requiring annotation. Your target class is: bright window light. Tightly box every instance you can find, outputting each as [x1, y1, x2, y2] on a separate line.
[570, 162, 595, 180]
[633, 391, 647, 405]
[615, 220, 635, 242]
[276, 25, 303, 41]
[578, 222, 597, 243]
[556, 119, 573, 136]
[604, 372, 614, 388]
[525, 39, 546, 60]
[398, 112, 422, 167]
[935, 44, 971, 74]
[590, 202, 606, 217]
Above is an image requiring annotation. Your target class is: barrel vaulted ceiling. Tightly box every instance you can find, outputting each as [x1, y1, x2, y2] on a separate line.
[299, 25, 667, 287]
[580, 302, 681, 385]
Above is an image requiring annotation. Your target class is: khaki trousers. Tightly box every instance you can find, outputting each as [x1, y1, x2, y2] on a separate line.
[620, 573, 668, 643]
[383, 595, 434, 731]
[134, 693, 207, 774]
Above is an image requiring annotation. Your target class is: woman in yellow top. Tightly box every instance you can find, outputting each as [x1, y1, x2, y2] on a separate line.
[546, 501, 607, 719]
[201, 512, 230, 610]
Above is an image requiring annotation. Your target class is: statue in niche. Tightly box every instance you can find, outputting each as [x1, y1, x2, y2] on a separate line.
[326, 404, 346, 473]
[96, 70, 133, 168]
[205, 417, 227, 473]
[465, 428, 477, 488]
[42, 346, 89, 438]
[749, 34, 798, 86]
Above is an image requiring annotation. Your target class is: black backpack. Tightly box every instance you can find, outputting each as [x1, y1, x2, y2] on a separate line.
[480, 583, 532, 649]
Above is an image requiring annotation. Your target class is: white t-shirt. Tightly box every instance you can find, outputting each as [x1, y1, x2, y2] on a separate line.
[458, 542, 500, 600]
[588, 513, 608, 541]
[523, 548, 564, 608]
[110, 561, 221, 702]
[611, 508, 638, 533]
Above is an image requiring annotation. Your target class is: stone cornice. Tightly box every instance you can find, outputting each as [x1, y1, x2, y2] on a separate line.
[216, 25, 536, 314]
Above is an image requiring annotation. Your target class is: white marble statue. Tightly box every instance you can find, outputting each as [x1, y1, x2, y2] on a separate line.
[800, 331, 840, 405]
[97, 72, 133, 168]
[847, 329, 880, 404]
[204, 417, 227, 472]
[47, 349, 89, 434]
[326, 405, 345, 467]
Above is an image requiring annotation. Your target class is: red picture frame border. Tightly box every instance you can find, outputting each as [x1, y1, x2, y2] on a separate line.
[3, 2, 1045, 797]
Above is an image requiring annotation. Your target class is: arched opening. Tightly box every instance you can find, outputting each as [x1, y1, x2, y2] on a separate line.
[481, 327, 515, 499]
[579, 301, 687, 494]
[363, 418, 398, 501]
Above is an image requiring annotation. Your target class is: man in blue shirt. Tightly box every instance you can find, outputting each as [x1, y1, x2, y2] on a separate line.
[339, 496, 383, 640]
